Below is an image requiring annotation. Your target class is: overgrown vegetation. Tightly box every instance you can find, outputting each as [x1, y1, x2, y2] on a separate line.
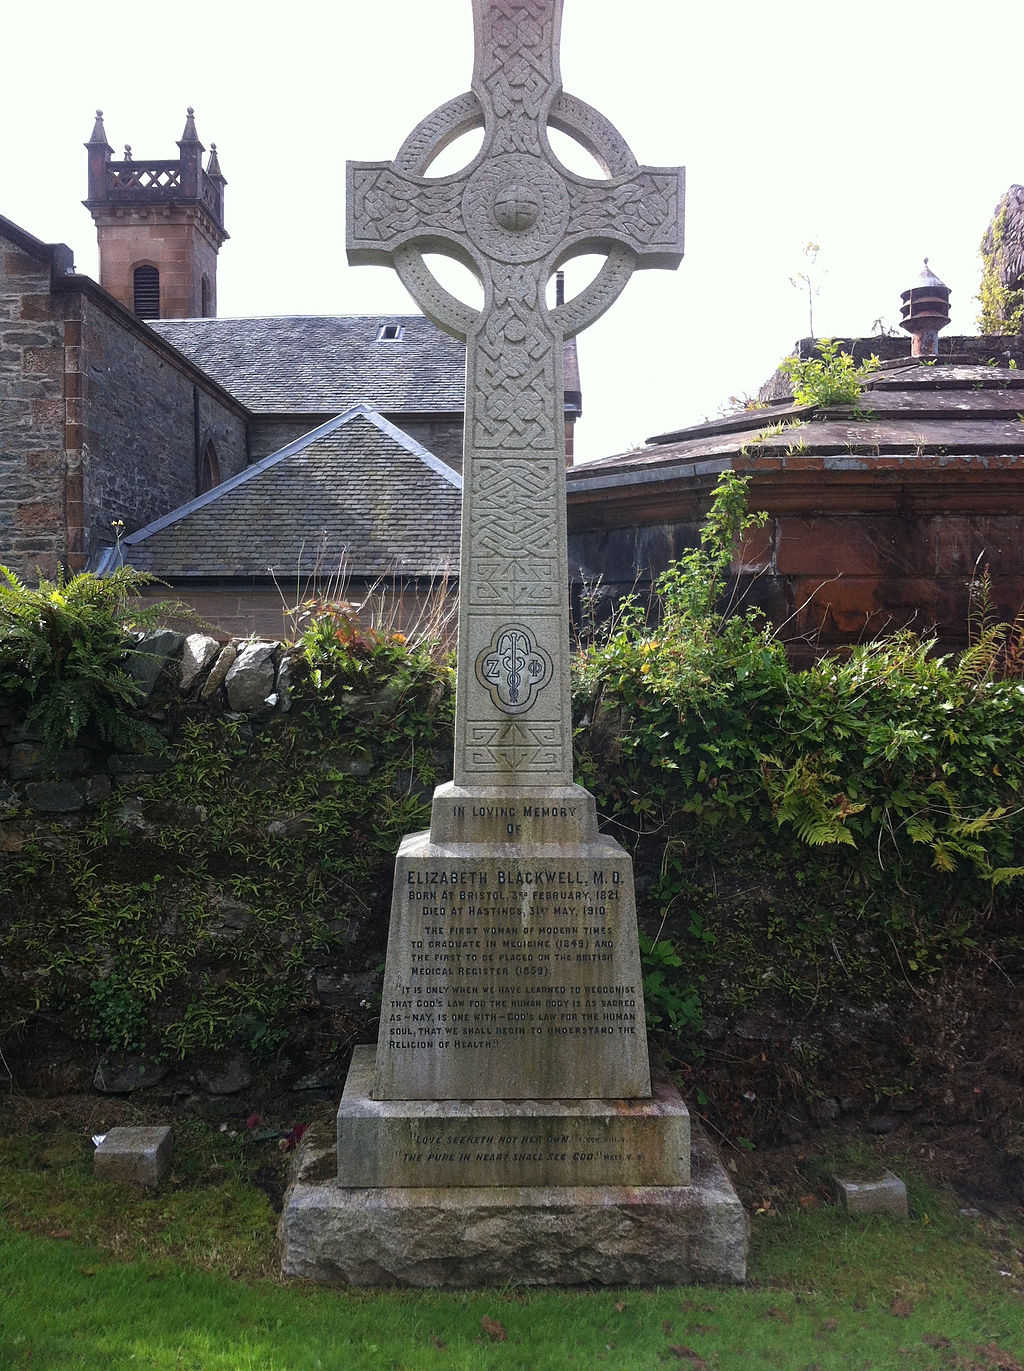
[978, 205, 1024, 334]
[573, 474, 1024, 1121]
[780, 338, 879, 409]
[1, 478, 1022, 1152]
[0, 606, 454, 1068]
[0, 564, 169, 758]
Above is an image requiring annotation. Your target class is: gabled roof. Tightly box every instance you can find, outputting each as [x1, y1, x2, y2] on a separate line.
[149, 314, 467, 416]
[102, 407, 462, 580]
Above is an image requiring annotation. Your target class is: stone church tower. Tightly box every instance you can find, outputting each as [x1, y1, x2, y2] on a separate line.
[84, 109, 228, 320]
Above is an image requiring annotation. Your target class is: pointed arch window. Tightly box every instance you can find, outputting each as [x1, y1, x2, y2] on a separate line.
[199, 439, 221, 493]
[133, 265, 160, 319]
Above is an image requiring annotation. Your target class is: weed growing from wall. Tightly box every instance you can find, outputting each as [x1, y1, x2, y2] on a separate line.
[780, 339, 879, 410]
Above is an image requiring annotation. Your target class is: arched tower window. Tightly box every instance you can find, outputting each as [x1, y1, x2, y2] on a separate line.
[201, 274, 212, 317]
[133, 265, 160, 319]
[199, 440, 221, 493]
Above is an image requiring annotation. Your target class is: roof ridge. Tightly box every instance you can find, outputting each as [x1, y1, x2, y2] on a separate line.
[110, 407, 460, 556]
[151, 313, 436, 325]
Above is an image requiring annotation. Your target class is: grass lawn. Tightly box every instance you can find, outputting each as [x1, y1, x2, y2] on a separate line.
[1, 1103, 1021, 1370]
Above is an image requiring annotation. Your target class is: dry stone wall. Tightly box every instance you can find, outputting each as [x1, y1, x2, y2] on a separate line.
[0, 631, 297, 816]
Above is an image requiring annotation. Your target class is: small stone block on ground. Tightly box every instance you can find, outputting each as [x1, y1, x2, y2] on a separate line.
[94, 1126, 172, 1188]
[833, 1169, 908, 1217]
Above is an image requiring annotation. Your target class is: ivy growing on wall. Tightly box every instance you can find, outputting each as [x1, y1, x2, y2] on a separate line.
[978, 206, 1024, 335]
[1, 483, 1021, 1123]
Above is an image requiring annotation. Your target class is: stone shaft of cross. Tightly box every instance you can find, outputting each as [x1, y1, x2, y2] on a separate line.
[347, 0, 684, 789]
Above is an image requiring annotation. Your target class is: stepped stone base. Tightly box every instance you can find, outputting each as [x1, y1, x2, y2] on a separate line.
[280, 1118, 748, 1287]
[338, 1044, 690, 1187]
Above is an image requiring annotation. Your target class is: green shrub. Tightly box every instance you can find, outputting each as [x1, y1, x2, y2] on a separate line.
[575, 473, 1024, 1053]
[0, 565, 166, 756]
[977, 205, 1024, 334]
[780, 338, 879, 408]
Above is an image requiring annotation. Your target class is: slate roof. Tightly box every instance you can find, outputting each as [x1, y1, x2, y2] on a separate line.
[568, 343, 1024, 500]
[149, 315, 467, 416]
[107, 407, 462, 580]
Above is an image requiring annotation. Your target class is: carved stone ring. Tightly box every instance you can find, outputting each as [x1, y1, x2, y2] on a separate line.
[388, 90, 657, 341]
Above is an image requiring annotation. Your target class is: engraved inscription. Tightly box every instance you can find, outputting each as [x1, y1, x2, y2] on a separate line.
[384, 862, 636, 1057]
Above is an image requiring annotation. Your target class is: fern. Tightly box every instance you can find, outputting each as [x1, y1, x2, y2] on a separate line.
[991, 865, 1024, 886]
[795, 817, 857, 847]
[0, 564, 177, 758]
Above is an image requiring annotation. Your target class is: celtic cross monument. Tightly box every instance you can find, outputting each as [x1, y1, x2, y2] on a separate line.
[348, 0, 682, 791]
[280, 0, 748, 1287]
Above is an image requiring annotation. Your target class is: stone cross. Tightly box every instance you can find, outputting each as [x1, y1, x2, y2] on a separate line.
[347, 0, 684, 790]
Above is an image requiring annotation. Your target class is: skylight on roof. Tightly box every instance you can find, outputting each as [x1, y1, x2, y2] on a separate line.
[376, 323, 404, 342]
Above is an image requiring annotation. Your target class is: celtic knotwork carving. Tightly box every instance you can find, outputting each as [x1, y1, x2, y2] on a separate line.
[568, 173, 681, 248]
[472, 558, 558, 607]
[470, 459, 557, 558]
[463, 153, 569, 264]
[475, 622, 553, 713]
[350, 168, 465, 247]
[347, 0, 684, 786]
[473, 293, 556, 448]
[466, 720, 562, 773]
[475, 0, 557, 156]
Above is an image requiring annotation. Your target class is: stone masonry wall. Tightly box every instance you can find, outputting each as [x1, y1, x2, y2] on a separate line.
[0, 228, 66, 579]
[0, 629, 298, 818]
[79, 294, 247, 559]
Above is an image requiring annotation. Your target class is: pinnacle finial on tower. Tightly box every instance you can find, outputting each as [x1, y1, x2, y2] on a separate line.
[179, 106, 202, 146]
[206, 142, 225, 182]
[87, 109, 112, 149]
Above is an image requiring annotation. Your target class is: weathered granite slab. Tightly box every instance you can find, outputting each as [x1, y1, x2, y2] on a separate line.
[94, 1125, 172, 1187]
[833, 1170, 909, 1217]
[281, 1118, 746, 1288]
[375, 831, 650, 1100]
[339, 1045, 687, 1187]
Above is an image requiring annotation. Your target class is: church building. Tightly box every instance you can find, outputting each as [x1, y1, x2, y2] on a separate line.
[2, 108, 1023, 647]
[0, 109, 579, 636]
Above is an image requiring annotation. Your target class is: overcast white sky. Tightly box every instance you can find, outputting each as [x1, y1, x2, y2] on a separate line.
[4, 1, 1023, 461]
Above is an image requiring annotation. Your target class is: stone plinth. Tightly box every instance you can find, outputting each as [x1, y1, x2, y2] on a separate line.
[281, 1117, 747, 1288]
[376, 830, 649, 1100]
[338, 1045, 688, 1188]
[94, 1125, 172, 1187]
[833, 1170, 909, 1217]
